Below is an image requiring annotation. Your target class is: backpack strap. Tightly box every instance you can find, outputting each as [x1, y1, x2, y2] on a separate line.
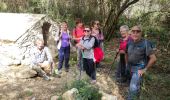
[144, 39, 149, 65]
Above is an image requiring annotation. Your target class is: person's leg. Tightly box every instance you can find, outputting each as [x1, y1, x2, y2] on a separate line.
[128, 72, 142, 100]
[87, 59, 96, 81]
[64, 46, 70, 71]
[32, 65, 46, 76]
[58, 47, 64, 71]
[83, 58, 91, 77]
[41, 61, 51, 74]
[100, 41, 104, 59]
[31, 65, 50, 80]
[115, 61, 121, 81]
[77, 48, 83, 70]
[120, 53, 126, 82]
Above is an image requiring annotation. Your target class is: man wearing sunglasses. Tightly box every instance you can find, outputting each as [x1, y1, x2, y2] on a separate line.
[126, 25, 156, 100]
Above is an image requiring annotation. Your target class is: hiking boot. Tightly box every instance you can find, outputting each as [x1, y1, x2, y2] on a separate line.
[43, 75, 50, 81]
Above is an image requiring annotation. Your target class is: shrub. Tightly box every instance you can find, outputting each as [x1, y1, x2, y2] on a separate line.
[70, 80, 102, 100]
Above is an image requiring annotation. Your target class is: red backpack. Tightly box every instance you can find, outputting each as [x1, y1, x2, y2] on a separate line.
[94, 47, 104, 63]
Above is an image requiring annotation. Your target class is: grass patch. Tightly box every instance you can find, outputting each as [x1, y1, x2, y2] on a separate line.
[140, 72, 170, 100]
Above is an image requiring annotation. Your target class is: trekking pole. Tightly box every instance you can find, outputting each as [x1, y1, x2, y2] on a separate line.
[107, 51, 119, 77]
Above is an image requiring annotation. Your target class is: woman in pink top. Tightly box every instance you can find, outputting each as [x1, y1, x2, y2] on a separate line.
[91, 20, 104, 49]
[91, 20, 104, 68]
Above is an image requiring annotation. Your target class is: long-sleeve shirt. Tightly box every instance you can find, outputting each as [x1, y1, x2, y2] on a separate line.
[30, 46, 53, 65]
[80, 36, 95, 59]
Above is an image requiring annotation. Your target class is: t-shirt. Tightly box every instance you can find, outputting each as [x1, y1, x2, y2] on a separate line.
[61, 32, 70, 47]
[72, 27, 84, 43]
[127, 39, 154, 65]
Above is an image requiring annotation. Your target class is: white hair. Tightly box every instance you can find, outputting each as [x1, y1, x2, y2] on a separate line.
[120, 25, 129, 31]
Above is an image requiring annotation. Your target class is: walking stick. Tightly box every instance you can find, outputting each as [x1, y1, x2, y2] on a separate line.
[107, 51, 119, 77]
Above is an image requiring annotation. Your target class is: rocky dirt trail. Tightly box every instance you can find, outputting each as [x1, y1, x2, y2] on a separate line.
[0, 40, 128, 100]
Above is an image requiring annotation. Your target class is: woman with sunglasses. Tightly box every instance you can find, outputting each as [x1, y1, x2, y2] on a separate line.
[76, 25, 96, 84]
[91, 20, 104, 68]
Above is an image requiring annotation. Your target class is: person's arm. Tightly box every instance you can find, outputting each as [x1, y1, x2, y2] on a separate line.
[81, 37, 95, 50]
[138, 40, 157, 76]
[45, 47, 53, 64]
[100, 32, 104, 40]
[138, 54, 156, 76]
[30, 47, 38, 65]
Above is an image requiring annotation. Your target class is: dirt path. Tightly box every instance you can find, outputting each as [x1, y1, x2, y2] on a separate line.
[0, 39, 128, 100]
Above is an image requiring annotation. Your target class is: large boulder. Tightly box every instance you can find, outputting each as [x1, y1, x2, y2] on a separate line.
[62, 88, 78, 100]
[15, 67, 37, 79]
[3, 66, 37, 79]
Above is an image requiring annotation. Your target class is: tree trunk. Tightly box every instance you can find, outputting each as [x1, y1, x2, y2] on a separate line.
[103, 0, 139, 41]
[104, 13, 119, 41]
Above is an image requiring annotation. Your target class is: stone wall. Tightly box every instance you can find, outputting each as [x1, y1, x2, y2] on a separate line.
[0, 16, 59, 66]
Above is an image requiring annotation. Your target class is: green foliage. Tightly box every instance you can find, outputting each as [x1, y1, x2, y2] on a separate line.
[0, 2, 7, 11]
[140, 72, 170, 100]
[70, 80, 102, 100]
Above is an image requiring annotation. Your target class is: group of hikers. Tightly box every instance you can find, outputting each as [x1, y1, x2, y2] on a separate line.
[30, 18, 156, 99]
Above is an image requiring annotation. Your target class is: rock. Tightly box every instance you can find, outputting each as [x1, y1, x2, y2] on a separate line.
[13, 60, 21, 65]
[21, 59, 31, 65]
[0, 54, 13, 66]
[51, 95, 59, 100]
[16, 67, 37, 79]
[100, 91, 117, 100]
[62, 88, 78, 100]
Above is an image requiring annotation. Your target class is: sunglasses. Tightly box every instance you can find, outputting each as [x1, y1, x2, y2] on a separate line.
[84, 30, 90, 32]
[95, 23, 100, 25]
[132, 30, 141, 33]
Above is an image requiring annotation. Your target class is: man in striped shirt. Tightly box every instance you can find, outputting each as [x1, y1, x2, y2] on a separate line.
[30, 39, 53, 81]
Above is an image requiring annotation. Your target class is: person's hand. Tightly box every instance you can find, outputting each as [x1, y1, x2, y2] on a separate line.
[119, 50, 125, 54]
[76, 43, 80, 47]
[79, 44, 85, 50]
[138, 68, 147, 76]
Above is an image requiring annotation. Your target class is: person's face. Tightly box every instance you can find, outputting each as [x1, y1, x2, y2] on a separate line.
[120, 28, 128, 38]
[61, 23, 68, 31]
[94, 21, 100, 29]
[36, 41, 44, 50]
[131, 26, 142, 42]
[84, 28, 91, 36]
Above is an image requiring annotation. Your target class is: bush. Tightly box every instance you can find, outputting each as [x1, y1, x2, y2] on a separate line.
[70, 80, 102, 100]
